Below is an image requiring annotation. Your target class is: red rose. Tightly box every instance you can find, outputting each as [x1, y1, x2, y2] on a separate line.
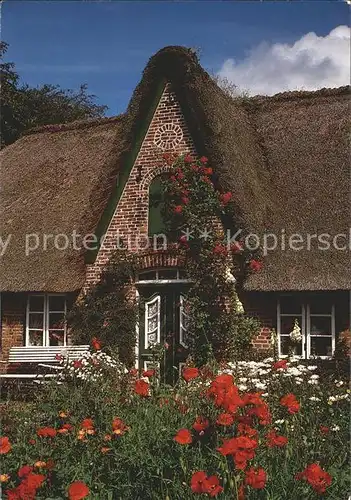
[249, 259, 263, 272]
[220, 192, 232, 205]
[174, 205, 183, 214]
[181, 196, 189, 204]
[213, 244, 227, 255]
[200, 156, 208, 164]
[91, 337, 101, 350]
[203, 167, 213, 175]
[184, 154, 193, 163]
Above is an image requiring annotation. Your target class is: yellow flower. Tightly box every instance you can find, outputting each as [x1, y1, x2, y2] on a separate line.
[100, 447, 112, 454]
[34, 461, 46, 468]
[59, 411, 68, 418]
[0, 474, 10, 483]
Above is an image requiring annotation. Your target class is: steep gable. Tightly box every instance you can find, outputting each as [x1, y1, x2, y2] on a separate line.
[85, 83, 197, 285]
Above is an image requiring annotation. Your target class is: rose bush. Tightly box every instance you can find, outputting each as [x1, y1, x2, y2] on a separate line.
[1, 350, 349, 499]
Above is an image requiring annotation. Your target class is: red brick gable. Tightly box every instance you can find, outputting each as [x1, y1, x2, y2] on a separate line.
[85, 83, 197, 286]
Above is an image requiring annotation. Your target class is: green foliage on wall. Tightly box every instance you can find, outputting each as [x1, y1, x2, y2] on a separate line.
[161, 153, 262, 365]
[67, 251, 138, 367]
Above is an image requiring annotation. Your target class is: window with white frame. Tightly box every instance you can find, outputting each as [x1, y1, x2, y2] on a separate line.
[277, 295, 335, 358]
[144, 295, 161, 349]
[26, 294, 67, 347]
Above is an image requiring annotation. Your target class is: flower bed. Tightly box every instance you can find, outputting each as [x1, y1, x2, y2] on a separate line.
[1, 354, 349, 499]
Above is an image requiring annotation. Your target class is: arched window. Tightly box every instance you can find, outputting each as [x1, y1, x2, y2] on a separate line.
[148, 175, 167, 236]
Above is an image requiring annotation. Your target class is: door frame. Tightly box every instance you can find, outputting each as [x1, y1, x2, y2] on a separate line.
[135, 268, 192, 370]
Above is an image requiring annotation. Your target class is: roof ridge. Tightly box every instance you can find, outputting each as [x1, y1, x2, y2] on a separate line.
[247, 85, 350, 104]
[24, 114, 125, 136]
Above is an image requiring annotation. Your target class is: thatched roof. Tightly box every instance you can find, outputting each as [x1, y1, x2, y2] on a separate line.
[0, 46, 349, 292]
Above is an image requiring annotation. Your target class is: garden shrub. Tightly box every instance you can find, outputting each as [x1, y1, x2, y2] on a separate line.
[67, 251, 138, 367]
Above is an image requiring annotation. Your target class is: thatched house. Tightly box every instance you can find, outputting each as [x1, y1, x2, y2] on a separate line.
[0, 46, 350, 375]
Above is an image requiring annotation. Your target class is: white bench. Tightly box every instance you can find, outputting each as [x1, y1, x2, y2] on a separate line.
[8, 345, 90, 364]
[0, 345, 90, 379]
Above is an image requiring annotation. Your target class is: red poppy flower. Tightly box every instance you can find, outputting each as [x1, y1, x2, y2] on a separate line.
[174, 205, 183, 214]
[320, 425, 329, 434]
[217, 436, 257, 470]
[134, 379, 150, 397]
[280, 393, 300, 414]
[142, 369, 155, 378]
[238, 423, 258, 439]
[25, 473, 46, 490]
[182, 367, 199, 382]
[273, 359, 288, 370]
[203, 475, 223, 497]
[192, 416, 209, 433]
[200, 156, 208, 164]
[18, 465, 33, 478]
[68, 481, 90, 500]
[245, 467, 267, 489]
[295, 463, 332, 494]
[129, 368, 138, 376]
[220, 192, 232, 205]
[58, 423, 74, 434]
[173, 428, 192, 445]
[249, 259, 263, 272]
[80, 419, 94, 430]
[266, 429, 288, 447]
[112, 418, 129, 435]
[191, 471, 207, 493]
[91, 337, 101, 350]
[37, 427, 57, 438]
[0, 436, 11, 454]
[216, 413, 234, 426]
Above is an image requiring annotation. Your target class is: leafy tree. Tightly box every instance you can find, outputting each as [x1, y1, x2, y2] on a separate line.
[0, 41, 107, 147]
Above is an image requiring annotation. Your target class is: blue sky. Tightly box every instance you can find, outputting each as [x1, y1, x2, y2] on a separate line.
[3, 1, 349, 115]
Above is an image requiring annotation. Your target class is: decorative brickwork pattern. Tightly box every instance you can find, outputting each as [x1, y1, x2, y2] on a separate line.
[85, 83, 197, 287]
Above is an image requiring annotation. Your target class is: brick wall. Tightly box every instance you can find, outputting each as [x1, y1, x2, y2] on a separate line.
[242, 291, 277, 352]
[85, 83, 197, 287]
[0, 293, 26, 372]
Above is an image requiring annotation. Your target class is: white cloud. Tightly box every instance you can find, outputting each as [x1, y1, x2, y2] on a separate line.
[218, 25, 350, 96]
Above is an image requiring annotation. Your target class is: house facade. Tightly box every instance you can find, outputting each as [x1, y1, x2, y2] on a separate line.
[0, 46, 350, 374]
